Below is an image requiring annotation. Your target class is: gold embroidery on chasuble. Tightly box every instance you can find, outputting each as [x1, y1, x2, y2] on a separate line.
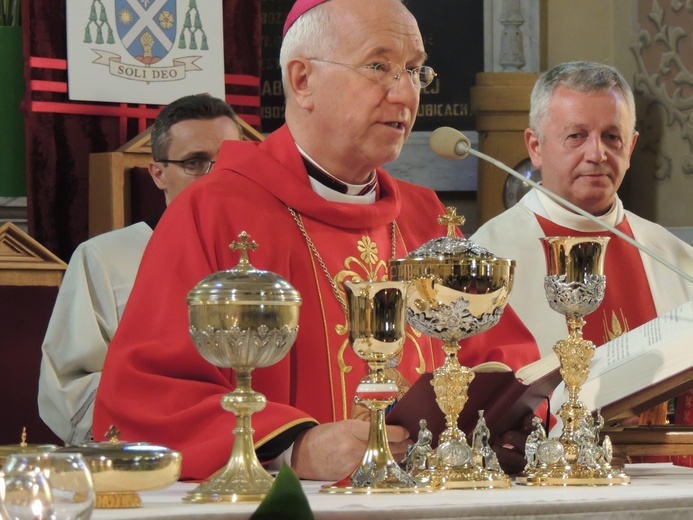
[329, 235, 426, 421]
[602, 308, 629, 343]
[289, 206, 432, 422]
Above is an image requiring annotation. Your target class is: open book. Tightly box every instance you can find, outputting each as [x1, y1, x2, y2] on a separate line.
[554, 299, 693, 425]
[386, 353, 562, 445]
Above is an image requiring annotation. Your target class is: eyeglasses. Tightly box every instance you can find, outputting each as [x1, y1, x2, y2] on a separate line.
[156, 157, 215, 176]
[308, 59, 437, 89]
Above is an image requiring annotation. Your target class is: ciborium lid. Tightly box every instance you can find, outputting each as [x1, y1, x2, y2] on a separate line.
[389, 207, 515, 341]
[391, 206, 505, 264]
[186, 231, 302, 306]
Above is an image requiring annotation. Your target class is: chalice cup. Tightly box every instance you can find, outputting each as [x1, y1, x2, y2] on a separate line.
[184, 232, 302, 502]
[322, 280, 426, 493]
[390, 207, 513, 489]
[518, 236, 629, 485]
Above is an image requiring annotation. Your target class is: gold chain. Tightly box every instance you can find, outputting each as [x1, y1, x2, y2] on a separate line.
[287, 206, 397, 315]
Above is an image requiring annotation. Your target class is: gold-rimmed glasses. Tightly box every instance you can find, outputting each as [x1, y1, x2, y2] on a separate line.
[308, 58, 437, 88]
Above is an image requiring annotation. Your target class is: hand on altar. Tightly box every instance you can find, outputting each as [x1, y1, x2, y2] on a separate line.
[492, 413, 537, 475]
[290, 419, 411, 481]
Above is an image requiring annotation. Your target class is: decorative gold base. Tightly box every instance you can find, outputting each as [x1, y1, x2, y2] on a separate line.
[517, 464, 630, 486]
[95, 491, 143, 509]
[320, 475, 434, 494]
[425, 463, 511, 490]
[183, 489, 267, 503]
[182, 463, 274, 504]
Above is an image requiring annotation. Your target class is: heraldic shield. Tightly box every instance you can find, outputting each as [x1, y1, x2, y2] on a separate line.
[115, 0, 178, 65]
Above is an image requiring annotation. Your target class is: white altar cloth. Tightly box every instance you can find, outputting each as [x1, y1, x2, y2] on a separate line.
[91, 464, 693, 519]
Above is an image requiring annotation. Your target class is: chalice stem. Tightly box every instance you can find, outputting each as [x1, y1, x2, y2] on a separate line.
[435, 343, 473, 443]
[355, 403, 396, 474]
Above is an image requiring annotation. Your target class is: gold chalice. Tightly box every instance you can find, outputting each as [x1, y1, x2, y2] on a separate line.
[322, 280, 428, 493]
[518, 236, 629, 486]
[390, 208, 513, 489]
[184, 232, 302, 502]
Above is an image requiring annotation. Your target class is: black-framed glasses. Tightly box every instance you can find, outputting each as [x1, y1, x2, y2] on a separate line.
[308, 58, 437, 89]
[156, 157, 215, 176]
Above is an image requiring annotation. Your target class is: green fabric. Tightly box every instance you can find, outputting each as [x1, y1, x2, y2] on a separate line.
[0, 26, 26, 196]
[250, 464, 314, 520]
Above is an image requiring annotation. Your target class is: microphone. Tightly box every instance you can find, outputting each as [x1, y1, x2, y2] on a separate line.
[430, 126, 693, 285]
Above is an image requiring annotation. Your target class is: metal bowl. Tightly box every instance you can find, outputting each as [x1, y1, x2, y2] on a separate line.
[56, 435, 181, 508]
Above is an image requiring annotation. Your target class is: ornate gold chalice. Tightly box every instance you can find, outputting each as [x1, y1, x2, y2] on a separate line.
[390, 208, 513, 489]
[517, 236, 629, 486]
[184, 232, 302, 503]
[321, 280, 430, 493]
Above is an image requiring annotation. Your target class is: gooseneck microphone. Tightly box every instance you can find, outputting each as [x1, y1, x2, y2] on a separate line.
[429, 126, 693, 285]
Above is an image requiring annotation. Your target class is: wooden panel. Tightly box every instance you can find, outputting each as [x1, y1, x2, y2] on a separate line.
[471, 72, 539, 226]
[0, 223, 66, 445]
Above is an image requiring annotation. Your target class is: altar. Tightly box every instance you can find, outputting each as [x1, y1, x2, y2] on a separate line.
[91, 464, 693, 519]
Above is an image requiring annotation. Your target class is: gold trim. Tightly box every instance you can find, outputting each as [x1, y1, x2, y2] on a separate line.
[255, 418, 319, 448]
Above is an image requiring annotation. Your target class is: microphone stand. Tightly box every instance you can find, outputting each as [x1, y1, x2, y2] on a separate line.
[451, 137, 693, 285]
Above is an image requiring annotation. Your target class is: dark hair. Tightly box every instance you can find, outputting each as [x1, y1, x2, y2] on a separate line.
[151, 94, 241, 160]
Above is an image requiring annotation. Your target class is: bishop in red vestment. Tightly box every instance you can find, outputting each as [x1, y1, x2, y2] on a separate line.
[94, 0, 542, 481]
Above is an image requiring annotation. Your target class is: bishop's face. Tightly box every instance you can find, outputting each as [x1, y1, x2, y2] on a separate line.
[305, 0, 426, 184]
[525, 86, 638, 216]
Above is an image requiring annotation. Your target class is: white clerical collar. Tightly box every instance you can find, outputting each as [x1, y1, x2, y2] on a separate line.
[530, 187, 625, 231]
[296, 144, 377, 204]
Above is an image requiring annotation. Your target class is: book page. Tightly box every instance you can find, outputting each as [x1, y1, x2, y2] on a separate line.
[472, 361, 512, 373]
[590, 300, 693, 377]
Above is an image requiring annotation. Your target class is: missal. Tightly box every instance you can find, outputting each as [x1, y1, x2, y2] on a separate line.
[386, 354, 562, 445]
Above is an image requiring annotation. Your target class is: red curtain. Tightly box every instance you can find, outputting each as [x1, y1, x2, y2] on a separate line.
[23, 1, 261, 261]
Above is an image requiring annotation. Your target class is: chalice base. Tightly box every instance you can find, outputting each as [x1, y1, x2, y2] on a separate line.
[320, 469, 434, 494]
[183, 461, 274, 503]
[516, 462, 630, 486]
[426, 463, 511, 490]
[321, 388, 433, 494]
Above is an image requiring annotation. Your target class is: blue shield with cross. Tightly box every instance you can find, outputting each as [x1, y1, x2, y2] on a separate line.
[115, 0, 177, 65]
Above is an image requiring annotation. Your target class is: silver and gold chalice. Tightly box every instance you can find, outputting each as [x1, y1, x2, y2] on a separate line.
[322, 280, 429, 493]
[390, 207, 513, 489]
[184, 231, 302, 503]
[517, 236, 629, 486]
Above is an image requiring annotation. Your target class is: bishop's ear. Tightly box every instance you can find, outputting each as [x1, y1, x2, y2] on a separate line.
[285, 58, 314, 110]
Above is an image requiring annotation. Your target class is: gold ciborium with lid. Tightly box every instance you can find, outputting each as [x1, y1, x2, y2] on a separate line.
[184, 231, 302, 503]
[390, 207, 514, 489]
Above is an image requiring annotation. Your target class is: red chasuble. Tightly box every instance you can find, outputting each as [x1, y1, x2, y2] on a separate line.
[94, 125, 541, 480]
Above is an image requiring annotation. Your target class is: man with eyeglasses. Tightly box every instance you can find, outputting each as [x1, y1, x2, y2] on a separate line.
[94, 0, 542, 481]
[38, 94, 242, 445]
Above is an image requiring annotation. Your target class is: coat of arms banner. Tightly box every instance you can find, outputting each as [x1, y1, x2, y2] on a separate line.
[66, 0, 224, 104]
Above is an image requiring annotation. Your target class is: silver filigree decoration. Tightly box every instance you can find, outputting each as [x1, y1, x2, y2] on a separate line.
[544, 274, 606, 317]
[408, 237, 495, 259]
[405, 297, 504, 341]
